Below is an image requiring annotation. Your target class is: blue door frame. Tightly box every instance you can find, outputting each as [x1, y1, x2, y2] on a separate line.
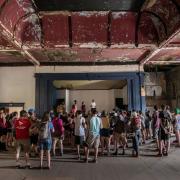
[35, 72, 146, 116]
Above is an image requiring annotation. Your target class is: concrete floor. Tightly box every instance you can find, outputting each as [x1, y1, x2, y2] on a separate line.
[0, 142, 180, 180]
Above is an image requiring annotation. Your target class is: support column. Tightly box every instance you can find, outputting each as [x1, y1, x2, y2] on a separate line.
[139, 72, 146, 113]
[127, 79, 133, 111]
[36, 77, 48, 117]
[47, 80, 56, 112]
[127, 73, 146, 112]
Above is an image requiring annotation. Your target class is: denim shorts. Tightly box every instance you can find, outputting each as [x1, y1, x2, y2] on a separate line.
[39, 139, 52, 151]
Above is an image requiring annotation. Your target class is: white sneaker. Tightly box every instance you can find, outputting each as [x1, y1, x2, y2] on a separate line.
[16, 162, 21, 168]
[26, 162, 31, 169]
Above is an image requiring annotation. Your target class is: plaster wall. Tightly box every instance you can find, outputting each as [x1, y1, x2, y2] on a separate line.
[0, 65, 139, 111]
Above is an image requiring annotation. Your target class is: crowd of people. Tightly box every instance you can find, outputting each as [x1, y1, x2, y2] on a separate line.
[0, 100, 180, 170]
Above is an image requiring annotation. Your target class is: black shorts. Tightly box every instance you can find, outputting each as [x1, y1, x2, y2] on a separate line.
[159, 129, 170, 140]
[100, 128, 110, 137]
[30, 134, 39, 145]
[75, 136, 85, 145]
[0, 128, 7, 136]
[7, 128, 12, 133]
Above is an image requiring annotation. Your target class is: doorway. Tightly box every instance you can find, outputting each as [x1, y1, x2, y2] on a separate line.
[35, 72, 145, 116]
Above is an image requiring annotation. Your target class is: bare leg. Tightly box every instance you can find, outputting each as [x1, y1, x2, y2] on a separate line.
[94, 147, 98, 160]
[52, 138, 57, 156]
[46, 150, 51, 168]
[166, 139, 170, 153]
[113, 136, 118, 154]
[77, 144, 80, 158]
[145, 129, 148, 140]
[156, 138, 159, 149]
[40, 150, 44, 167]
[106, 137, 110, 155]
[100, 137, 104, 154]
[16, 145, 21, 166]
[176, 131, 180, 146]
[25, 152, 30, 166]
[59, 139, 63, 155]
[158, 140, 162, 155]
[84, 146, 89, 162]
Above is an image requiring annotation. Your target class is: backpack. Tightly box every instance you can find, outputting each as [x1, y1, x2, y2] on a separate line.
[39, 122, 49, 140]
[53, 118, 64, 137]
[132, 117, 141, 130]
[115, 119, 125, 133]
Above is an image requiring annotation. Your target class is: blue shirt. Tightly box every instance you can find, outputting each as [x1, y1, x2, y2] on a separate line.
[48, 121, 54, 140]
[89, 115, 102, 136]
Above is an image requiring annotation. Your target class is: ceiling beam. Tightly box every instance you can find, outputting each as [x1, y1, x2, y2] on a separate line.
[159, 28, 180, 48]
[0, 22, 40, 66]
[140, 28, 180, 64]
[148, 61, 180, 64]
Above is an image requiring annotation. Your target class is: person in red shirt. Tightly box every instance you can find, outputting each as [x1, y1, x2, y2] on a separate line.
[71, 100, 77, 116]
[52, 114, 64, 156]
[14, 110, 31, 168]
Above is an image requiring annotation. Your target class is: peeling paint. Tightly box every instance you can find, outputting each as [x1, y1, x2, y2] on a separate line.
[112, 12, 127, 19]
[78, 11, 107, 17]
[22, 14, 41, 41]
[78, 43, 106, 48]
[16, 0, 35, 13]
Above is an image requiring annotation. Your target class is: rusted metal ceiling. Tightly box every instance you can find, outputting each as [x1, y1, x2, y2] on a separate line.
[0, 0, 179, 66]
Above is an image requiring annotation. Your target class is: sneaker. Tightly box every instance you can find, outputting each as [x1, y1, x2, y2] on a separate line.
[113, 151, 118, 156]
[38, 165, 43, 169]
[77, 156, 81, 160]
[16, 162, 21, 168]
[26, 163, 31, 169]
[157, 153, 163, 157]
[135, 152, 139, 157]
[92, 159, 98, 163]
[163, 152, 168, 156]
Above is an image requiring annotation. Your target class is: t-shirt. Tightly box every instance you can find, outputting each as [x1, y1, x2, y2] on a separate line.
[89, 115, 102, 136]
[91, 102, 96, 109]
[0, 118, 7, 128]
[48, 121, 54, 140]
[152, 110, 160, 129]
[71, 104, 77, 114]
[114, 118, 125, 133]
[52, 117, 64, 136]
[131, 117, 141, 131]
[101, 116, 110, 129]
[175, 115, 180, 130]
[15, 117, 31, 139]
[81, 104, 86, 112]
[74, 116, 86, 136]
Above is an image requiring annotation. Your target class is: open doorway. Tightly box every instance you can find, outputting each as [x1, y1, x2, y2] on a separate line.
[53, 80, 128, 113]
[35, 72, 145, 116]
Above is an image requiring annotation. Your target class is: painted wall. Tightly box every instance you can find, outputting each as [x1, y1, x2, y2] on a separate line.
[56, 88, 127, 112]
[122, 85, 128, 105]
[166, 67, 180, 109]
[0, 65, 139, 112]
[144, 72, 168, 110]
[68, 89, 124, 113]
[0, 67, 35, 110]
